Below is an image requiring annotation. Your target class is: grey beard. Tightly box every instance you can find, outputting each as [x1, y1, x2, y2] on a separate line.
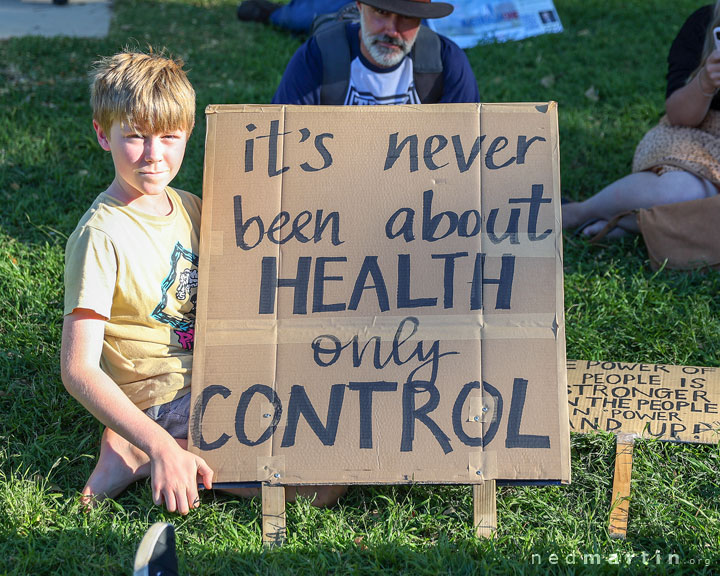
[361, 29, 416, 68]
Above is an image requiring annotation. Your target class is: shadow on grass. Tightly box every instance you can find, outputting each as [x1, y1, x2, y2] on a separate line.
[2, 460, 718, 575]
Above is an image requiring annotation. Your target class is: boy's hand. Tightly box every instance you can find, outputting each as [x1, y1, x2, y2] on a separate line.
[150, 442, 214, 515]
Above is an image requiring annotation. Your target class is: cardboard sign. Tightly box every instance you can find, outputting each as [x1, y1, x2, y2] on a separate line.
[189, 104, 570, 485]
[568, 360, 720, 443]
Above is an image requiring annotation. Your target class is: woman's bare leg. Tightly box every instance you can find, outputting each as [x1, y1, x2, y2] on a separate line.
[563, 171, 717, 236]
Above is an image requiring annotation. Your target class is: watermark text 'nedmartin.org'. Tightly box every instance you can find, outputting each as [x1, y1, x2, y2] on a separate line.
[531, 550, 712, 567]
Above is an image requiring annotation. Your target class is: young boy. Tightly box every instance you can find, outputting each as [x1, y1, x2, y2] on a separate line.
[61, 49, 213, 516]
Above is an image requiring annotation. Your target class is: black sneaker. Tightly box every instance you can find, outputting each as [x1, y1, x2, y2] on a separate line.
[133, 523, 179, 576]
[236, 0, 280, 22]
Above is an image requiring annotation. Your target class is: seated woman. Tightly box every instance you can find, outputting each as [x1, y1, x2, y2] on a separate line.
[563, 2, 720, 239]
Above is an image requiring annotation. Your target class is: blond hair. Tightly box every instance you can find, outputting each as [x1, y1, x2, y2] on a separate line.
[91, 49, 195, 136]
[690, 2, 720, 81]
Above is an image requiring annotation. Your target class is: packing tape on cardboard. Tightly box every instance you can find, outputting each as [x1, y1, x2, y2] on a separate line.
[425, 234, 557, 257]
[208, 232, 558, 258]
[467, 395, 487, 423]
[258, 401, 278, 428]
[469, 451, 498, 480]
[488, 235, 557, 258]
[257, 455, 285, 483]
[203, 313, 559, 346]
[482, 383, 500, 426]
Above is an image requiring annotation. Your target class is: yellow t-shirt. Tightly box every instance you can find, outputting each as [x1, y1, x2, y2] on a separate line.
[64, 187, 201, 410]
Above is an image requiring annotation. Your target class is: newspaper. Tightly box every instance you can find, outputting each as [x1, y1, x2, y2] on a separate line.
[428, 0, 563, 49]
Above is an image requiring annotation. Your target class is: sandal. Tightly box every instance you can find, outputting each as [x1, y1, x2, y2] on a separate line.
[572, 218, 603, 237]
[588, 210, 637, 243]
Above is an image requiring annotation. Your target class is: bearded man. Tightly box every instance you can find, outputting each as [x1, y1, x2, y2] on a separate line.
[272, 0, 480, 105]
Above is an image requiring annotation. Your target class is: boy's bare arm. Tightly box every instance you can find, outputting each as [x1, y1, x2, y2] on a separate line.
[60, 308, 213, 514]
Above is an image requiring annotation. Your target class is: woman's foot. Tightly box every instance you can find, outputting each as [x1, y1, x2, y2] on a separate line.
[574, 218, 630, 240]
[561, 201, 590, 229]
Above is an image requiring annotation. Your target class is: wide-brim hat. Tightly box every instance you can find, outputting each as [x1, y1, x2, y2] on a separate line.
[359, 0, 454, 19]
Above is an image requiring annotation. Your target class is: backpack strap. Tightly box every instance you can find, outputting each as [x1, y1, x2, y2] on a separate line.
[310, 1, 358, 36]
[317, 21, 352, 105]
[316, 22, 445, 105]
[412, 26, 444, 103]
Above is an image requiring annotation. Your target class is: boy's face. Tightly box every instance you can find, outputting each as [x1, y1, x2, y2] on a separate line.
[93, 120, 189, 202]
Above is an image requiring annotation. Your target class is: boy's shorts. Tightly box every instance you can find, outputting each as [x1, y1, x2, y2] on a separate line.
[144, 393, 191, 439]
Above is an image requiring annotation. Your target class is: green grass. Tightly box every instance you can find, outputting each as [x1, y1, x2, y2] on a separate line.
[1, 0, 720, 573]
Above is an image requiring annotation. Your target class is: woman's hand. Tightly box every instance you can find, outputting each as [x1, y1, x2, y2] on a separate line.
[666, 49, 720, 126]
[701, 50, 720, 94]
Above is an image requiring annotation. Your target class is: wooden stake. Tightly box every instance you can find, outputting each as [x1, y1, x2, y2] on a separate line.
[473, 480, 497, 538]
[261, 484, 286, 546]
[609, 432, 637, 539]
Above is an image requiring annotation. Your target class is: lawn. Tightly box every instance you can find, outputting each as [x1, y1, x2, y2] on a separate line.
[1, 0, 719, 573]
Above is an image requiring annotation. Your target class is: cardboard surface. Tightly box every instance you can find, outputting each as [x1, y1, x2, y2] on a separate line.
[568, 360, 720, 443]
[190, 103, 570, 485]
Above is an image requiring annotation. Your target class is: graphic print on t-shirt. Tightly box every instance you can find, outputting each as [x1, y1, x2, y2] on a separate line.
[343, 56, 420, 105]
[151, 241, 199, 350]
